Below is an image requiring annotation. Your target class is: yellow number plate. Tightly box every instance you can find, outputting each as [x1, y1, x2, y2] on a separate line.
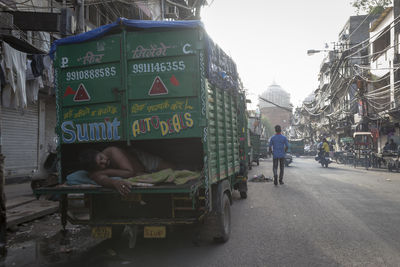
[91, 226, 112, 239]
[143, 226, 166, 238]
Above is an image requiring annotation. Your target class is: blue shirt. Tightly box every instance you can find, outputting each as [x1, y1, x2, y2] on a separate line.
[269, 134, 289, 158]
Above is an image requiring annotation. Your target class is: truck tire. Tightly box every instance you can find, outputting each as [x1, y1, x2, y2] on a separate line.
[213, 193, 231, 243]
[240, 191, 247, 199]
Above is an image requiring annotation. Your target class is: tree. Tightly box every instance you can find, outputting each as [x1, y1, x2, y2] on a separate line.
[261, 117, 274, 139]
[351, 0, 393, 14]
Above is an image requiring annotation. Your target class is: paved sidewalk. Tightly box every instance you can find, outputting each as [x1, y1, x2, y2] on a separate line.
[4, 182, 33, 200]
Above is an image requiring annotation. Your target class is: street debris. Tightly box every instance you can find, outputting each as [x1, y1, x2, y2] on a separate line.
[249, 174, 273, 182]
[107, 248, 117, 256]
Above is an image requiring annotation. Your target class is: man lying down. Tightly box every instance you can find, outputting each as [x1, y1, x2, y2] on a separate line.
[66, 146, 200, 196]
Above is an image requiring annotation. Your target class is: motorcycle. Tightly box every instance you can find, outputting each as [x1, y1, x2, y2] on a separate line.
[333, 151, 345, 164]
[382, 150, 400, 172]
[285, 153, 293, 166]
[315, 152, 332, 168]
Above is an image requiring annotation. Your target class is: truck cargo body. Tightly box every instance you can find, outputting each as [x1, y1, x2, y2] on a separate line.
[36, 19, 248, 242]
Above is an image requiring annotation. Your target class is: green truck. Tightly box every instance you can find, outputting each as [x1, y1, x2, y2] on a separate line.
[250, 132, 261, 166]
[289, 139, 305, 157]
[36, 19, 249, 245]
[260, 138, 269, 158]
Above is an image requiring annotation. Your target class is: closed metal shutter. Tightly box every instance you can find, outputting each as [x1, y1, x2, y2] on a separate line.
[2, 104, 39, 178]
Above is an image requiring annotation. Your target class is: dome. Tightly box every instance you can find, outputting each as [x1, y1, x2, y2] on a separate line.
[259, 81, 291, 108]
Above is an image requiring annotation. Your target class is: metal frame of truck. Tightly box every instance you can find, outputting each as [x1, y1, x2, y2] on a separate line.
[35, 19, 248, 244]
[250, 132, 260, 165]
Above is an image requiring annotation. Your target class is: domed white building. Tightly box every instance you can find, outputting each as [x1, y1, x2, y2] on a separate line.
[259, 82, 292, 132]
[259, 82, 291, 109]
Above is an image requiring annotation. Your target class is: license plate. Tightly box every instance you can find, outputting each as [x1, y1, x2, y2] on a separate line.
[91, 226, 112, 239]
[144, 226, 166, 238]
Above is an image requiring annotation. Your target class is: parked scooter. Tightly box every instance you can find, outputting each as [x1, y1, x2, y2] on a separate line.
[382, 150, 399, 172]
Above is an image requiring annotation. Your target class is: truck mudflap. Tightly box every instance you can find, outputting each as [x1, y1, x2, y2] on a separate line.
[233, 175, 248, 199]
[195, 179, 232, 244]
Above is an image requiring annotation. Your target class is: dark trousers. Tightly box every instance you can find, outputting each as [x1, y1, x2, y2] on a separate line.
[273, 158, 285, 181]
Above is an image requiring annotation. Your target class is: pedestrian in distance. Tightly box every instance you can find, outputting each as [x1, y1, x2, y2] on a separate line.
[269, 125, 289, 186]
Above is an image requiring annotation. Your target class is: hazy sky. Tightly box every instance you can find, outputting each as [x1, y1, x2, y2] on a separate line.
[201, 0, 360, 109]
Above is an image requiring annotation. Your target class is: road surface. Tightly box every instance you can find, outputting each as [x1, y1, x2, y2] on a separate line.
[3, 157, 400, 267]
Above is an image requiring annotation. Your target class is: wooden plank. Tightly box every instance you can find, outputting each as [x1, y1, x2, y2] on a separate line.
[6, 200, 59, 228]
[6, 196, 35, 210]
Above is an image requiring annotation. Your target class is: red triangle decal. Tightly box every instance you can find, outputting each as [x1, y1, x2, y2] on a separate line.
[63, 86, 76, 98]
[170, 75, 179, 86]
[148, 76, 168, 96]
[73, 84, 91, 102]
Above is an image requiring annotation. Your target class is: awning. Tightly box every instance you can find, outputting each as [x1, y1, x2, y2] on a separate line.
[1, 34, 47, 54]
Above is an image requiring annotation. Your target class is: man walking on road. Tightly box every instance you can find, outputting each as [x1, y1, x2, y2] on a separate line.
[269, 125, 289, 186]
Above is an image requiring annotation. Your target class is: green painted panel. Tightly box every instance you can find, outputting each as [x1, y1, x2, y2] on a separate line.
[129, 97, 198, 115]
[126, 29, 200, 59]
[60, 104, 123, 144]
[128, 97, 200, 139]
[55, 34, 121, 68]
[129, 110, 199, 140]
[127, 55, 198, 99]
[58, 63, 121, 106]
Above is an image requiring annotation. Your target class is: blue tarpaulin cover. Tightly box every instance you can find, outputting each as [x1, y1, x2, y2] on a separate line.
[49, 18, 204, 58]
[50, 18, 239, 90]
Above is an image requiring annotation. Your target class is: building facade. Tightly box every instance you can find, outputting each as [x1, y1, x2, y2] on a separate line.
[297, 11, 386, 150]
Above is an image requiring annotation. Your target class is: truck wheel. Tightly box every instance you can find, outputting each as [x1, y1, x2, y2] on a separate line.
[240, 191, 247, 199]
[213, 193, 231, 243]
[257, 159, 259, 166]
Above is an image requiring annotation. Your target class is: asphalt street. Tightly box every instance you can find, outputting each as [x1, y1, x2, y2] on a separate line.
[3, 157, 400, 267]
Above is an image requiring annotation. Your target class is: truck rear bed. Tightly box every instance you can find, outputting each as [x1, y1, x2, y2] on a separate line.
[35, 179, 204, 226]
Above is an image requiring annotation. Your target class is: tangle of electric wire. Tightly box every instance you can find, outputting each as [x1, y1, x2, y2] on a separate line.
[344, 12, 400, 60]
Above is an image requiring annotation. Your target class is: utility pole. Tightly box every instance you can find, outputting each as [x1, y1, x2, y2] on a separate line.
[0, 108, 5, 257]
[394, 0, 400, 97]
[357, 78, 369, 132]
[258, 96, 292, 112]
[76, 0, 85, 34]
[160, 0, 165, 20]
